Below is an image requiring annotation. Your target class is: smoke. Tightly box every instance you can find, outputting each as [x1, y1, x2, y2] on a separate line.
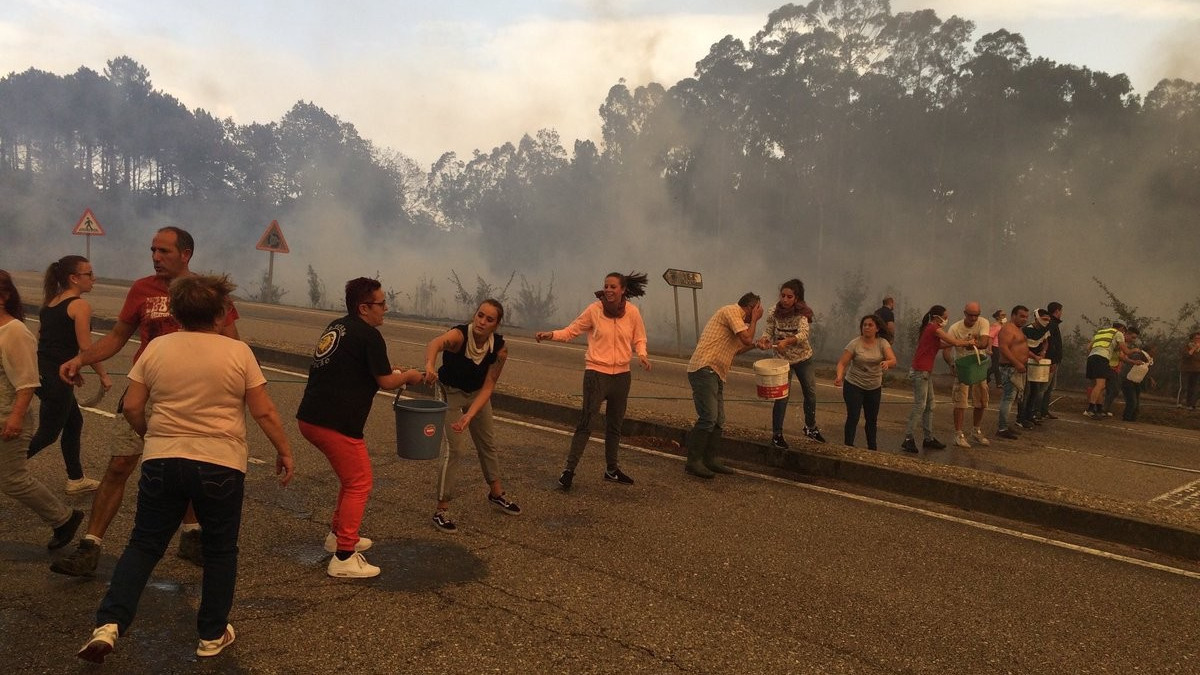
[1154, 20, 1200, 83]
[4, 3, 1199, 356]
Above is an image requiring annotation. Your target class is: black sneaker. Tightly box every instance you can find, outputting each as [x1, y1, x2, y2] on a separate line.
[604, 468, 634, 485]
[51, 538, 101, 576]
[1015, 420, 1035, 430]
[771, 435, 789, 450]
[558, 469, 574, 490]
[178, 529, 204, 566]
[900, 437, 918, 453]
[1042, 413, 1059, 420]
[432, 510, 458, 533]
[804, 426, 827, 443]
[997, 428, 1020, 440]
[922, 437, 946, 450]
[48, 509, 84, 550]
[487, 492, 522, 515]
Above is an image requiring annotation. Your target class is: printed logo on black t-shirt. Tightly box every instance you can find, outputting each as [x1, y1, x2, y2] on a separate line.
[313, 324, 346, 368]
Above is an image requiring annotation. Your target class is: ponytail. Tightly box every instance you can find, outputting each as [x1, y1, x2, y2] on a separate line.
[42, 255, 88, 306]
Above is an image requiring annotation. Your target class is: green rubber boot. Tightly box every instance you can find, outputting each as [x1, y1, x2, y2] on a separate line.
[703, 428, 735, 474]
[684, 428, 715, 479]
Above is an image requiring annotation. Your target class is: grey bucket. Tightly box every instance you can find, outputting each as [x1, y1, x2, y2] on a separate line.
[393, 397, 448, 460]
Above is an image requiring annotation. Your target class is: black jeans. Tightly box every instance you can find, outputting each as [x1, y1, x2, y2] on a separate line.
[842, 382, 881, 450]
[27, 377, 84, 479]
[1121, 380, 1142, 421]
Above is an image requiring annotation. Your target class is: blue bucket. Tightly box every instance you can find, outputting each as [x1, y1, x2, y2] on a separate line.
[393, 397, 448, 460]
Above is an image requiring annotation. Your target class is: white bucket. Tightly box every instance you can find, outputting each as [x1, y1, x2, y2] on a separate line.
[752, 358, 791, 400]
[1026, 359, 1051, 383]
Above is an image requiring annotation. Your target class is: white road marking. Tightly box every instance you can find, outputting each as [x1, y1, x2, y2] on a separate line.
[1152, 479, 1200, 505]
[498, 417, 1200, 582]
[123, 365, 1200, 581]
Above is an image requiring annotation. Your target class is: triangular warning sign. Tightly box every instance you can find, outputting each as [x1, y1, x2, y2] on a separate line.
[256, 220, 289, 253]
[72, 208, 105, 235]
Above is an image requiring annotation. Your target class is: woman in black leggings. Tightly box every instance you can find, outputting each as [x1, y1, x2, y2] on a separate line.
[833, 315, 896, 450]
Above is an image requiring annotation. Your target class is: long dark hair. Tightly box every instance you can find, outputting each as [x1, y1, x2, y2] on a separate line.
[918, 304, 947, 341]
[607, 271, 648, 298]
[43, 255, 88, 306]
[780, 278, 804, 302]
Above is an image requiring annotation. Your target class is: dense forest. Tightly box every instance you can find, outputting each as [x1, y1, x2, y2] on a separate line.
[1, 1, 1198, 366]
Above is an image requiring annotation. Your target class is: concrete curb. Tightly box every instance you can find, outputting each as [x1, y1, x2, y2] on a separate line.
[270, 344, 1195, 562]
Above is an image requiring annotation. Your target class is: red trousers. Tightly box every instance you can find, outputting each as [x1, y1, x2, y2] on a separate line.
[298, 421, 372, 552]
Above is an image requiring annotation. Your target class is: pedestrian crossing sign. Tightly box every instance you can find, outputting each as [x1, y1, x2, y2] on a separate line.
[72, 208, 105, 235]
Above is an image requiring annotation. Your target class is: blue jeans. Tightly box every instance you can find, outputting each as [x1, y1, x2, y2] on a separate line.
[771, 359, 817, 433]
[1020, 380, 1044, 423]
[842, 382, 881, 450]
[96, 458, 245, 641]
[998, 365, 1025, 431]
[905, 370, 934, 439]
[688, 368, 725, 435]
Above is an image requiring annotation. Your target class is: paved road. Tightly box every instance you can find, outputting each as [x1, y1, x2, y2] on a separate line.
[2, 346, 1198, 672]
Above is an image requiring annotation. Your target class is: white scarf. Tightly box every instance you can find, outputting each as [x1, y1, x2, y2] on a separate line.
[465, 325, 493, 365]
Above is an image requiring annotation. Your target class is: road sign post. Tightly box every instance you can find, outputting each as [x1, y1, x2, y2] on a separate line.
[72, 208, 105, 259]
[255, 220, 290, 301]
[662, 268, 703, 357]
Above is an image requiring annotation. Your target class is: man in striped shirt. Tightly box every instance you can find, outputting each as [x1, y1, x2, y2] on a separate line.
[684, 292, 764, 479]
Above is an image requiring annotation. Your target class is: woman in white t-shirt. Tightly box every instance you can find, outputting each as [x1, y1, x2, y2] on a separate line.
[833, 315, 897, 450]
[0, 269, 83, 551]
[78, 275, 294, 664]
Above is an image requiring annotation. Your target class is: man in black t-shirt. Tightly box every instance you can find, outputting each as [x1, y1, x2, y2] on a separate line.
[296, 277, 422, 579]
[874, 296, 896, 342]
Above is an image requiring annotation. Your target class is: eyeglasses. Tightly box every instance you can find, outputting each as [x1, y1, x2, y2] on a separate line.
[363, 301, 386, 308]
[74, 271, 95, 278]
[964, 312, 980, 318]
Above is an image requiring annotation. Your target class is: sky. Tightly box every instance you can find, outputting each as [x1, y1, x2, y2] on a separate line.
[2, 0, 1199, 166]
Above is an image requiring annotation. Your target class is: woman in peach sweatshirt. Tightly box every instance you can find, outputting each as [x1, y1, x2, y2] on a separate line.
[536, 272, 650, 489]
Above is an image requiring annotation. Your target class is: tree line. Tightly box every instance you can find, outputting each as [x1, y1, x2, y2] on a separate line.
[2, 1, 1198, 349]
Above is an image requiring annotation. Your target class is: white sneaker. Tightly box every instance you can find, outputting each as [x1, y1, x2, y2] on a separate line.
[327, 551, 380, 578]
[65, 477, 101, 495]
[953, 432, 971, 448]
[196, 623, 236, 657]
[972, 429, 991, 446]
[323, 532, 373, 553]
[77, 623, 118, 663]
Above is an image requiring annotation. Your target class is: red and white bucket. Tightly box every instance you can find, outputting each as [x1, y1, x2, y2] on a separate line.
[752, 358, 791, 400]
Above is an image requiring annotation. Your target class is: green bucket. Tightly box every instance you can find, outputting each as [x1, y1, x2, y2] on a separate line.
[393, 397, 448, 460]
[954, 347, 990, 385]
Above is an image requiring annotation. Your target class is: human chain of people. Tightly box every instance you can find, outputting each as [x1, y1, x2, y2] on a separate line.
[1, 225, 1197, 664]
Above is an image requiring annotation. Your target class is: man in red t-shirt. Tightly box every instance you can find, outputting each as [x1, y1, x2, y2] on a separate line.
[51, 227, 239, 577]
